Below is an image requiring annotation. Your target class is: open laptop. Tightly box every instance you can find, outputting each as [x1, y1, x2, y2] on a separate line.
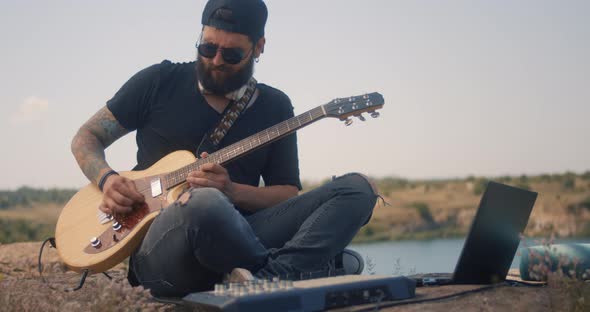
[412, 181, 537, 286]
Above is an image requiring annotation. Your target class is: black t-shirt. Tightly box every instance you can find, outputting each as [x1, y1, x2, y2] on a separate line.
[107, 60, 302, 199]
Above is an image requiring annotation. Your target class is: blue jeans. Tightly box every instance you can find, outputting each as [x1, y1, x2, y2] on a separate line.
[130, 173, 377, 297]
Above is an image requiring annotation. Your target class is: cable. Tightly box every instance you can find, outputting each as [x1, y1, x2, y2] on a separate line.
[37, 237, 115, 292]
[38, 237, 58, 287]
[504, 278, 547, 287]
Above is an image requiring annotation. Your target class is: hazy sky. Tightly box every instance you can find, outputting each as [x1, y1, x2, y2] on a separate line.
[1, 0, 588, 189]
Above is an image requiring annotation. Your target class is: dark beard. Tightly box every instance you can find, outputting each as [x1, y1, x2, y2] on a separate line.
[196, 55, 254, 95]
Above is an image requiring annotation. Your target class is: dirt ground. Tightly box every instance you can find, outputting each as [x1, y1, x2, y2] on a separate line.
[1, 242, 588, 311]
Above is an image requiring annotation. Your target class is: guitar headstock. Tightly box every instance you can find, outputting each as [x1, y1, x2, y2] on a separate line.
[323, 92, 384, 125]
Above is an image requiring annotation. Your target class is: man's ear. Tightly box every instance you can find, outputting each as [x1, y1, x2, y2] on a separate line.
[254, 37, 266, 58]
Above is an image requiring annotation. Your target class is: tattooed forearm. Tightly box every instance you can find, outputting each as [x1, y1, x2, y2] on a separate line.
[71, 106, 130, 185]
[71, 131, 109, 185]
[87, 107, 130, 148]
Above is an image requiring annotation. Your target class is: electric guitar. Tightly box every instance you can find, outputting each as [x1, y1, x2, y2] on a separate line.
[55, 92, 384, 274]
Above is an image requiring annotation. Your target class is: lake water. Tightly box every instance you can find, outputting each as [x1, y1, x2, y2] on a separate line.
[348, 238, 589, 276]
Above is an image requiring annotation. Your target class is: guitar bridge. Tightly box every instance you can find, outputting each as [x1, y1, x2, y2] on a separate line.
[97, 210, 112, 224]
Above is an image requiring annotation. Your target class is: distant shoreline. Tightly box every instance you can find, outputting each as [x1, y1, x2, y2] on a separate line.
[2, 171, 590, 245]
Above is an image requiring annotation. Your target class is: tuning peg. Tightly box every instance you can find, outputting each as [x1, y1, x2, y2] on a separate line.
[370, 111, 380, 118]
[356, 114, 366, 122]
[344, 118, 353, 126]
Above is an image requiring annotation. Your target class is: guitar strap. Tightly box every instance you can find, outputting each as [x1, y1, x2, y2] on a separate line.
[196, 78, 257, 156]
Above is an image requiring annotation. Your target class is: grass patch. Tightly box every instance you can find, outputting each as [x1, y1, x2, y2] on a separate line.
[0, 219, 55, 244]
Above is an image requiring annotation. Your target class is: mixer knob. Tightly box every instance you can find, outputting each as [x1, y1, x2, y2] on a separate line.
[229, 286, 240, 297]
[229, 282, 239, 290]
[279, 280, 290, 289]
[254, 284, 265, 294]
[214, 284, 226, 295]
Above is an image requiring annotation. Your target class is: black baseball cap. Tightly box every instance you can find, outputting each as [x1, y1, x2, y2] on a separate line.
[201, 0, 268, 41]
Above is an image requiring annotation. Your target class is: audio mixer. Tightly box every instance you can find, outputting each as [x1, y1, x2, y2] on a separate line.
[183, 274, 416, 311]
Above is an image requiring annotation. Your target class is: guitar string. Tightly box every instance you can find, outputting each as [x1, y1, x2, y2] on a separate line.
[111, 100, 376, 196]
[131, 107, 325, 195]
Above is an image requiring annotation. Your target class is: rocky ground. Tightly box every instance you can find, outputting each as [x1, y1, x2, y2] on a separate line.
[2, 242, 589, 311]
[0, 242, 169, 311]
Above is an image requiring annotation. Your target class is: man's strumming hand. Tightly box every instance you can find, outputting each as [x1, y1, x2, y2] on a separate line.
[99, 175, 145, 215]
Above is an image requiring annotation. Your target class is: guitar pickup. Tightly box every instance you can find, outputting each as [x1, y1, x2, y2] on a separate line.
[151, 178, 162, 197]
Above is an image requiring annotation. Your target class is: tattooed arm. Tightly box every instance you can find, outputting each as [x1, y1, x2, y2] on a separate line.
[71, 106, 144, 214]
[71, 106, 129, 184]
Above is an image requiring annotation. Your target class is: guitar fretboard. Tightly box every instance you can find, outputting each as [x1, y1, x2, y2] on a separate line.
[163, 106, 326, 189]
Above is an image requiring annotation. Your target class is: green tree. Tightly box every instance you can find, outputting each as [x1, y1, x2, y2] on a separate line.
[562, 172, 576, 190]
[473, 178, 489, 195]
[409, 202, 435, 225]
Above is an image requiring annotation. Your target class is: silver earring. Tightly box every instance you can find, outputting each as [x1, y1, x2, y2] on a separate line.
[255, 58, 260, 63]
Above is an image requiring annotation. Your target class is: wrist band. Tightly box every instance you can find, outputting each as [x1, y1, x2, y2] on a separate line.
[98, 170, 119, 192]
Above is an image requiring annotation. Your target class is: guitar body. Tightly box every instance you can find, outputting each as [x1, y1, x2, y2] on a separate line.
[55, 150, 196, 274]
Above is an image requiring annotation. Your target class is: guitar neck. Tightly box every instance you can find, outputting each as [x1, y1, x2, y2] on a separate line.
[163, 106, 326, 188]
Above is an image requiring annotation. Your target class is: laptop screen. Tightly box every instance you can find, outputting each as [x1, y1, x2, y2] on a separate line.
[452, 181, 537, 284]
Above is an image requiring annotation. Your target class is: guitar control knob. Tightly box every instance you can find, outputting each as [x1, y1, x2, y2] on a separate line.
[112, 221, 122, 231]
[106, 214, 114, 221]
[344, 118, 353, 126]
[90, 237, 101, 248]
[370, 111, 380, 118]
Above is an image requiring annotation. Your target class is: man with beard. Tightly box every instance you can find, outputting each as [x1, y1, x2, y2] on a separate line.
[70, 0, 377, 297]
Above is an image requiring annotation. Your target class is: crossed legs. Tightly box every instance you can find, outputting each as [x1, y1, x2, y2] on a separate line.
[131, 173, 377, 297]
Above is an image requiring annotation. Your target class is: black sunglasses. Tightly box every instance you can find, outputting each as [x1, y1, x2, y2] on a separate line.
[196, 42, 249, 65]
